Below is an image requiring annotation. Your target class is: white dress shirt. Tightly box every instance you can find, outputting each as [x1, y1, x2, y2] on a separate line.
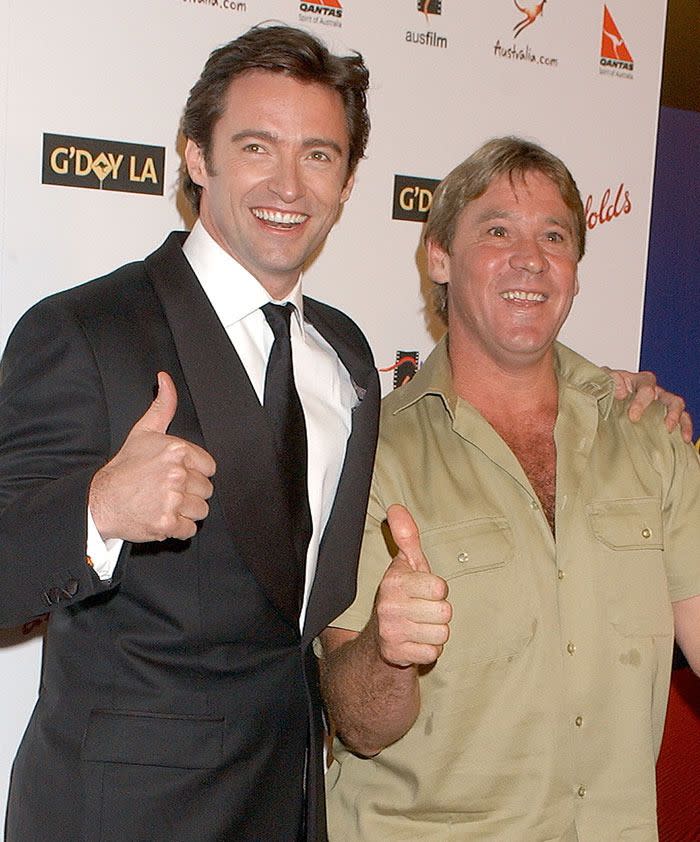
[88, 221, 356, 627]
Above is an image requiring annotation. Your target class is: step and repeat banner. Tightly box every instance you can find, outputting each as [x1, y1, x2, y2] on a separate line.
[0, 0, 669, 824]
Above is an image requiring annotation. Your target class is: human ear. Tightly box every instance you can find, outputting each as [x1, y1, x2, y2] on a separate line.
[426, 238, 450, 285]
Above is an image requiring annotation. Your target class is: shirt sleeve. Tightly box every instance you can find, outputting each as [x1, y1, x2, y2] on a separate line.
[663, 434, 700, 603]
[86, 507, 123, 581]
[328, 474, 393, 632]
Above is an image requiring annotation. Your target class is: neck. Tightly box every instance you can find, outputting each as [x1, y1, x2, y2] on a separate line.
[448, 337, 559, 421]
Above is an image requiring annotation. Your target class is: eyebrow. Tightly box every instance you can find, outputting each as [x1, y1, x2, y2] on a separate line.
[475, 208, 573, 232]
[230, 129, 344, 157]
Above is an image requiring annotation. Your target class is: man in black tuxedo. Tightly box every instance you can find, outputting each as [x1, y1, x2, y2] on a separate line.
[0, 25, 378, 841]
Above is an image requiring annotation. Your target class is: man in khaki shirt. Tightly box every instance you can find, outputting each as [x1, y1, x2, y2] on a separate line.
[320, 137, 700, 841]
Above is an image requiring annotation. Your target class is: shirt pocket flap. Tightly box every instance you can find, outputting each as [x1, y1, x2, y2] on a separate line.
[421, 517, 513, 580]
[586, 498, 663, 550]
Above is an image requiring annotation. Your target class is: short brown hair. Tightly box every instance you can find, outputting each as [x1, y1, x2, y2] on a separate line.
[180, 23, 370, 213]
[424, 137, 586, 324]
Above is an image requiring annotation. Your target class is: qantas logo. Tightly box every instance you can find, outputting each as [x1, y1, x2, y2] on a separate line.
[299, 0, 342, 25]
[600, 5, 634, 73]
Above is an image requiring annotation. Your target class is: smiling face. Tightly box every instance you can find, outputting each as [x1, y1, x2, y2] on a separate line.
[427, 169, 580, 372]
[185, 69, 355, 298]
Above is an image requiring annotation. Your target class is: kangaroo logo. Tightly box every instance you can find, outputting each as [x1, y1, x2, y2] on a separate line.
[512, 0, 547, 38]
[600, 5, 633, 62]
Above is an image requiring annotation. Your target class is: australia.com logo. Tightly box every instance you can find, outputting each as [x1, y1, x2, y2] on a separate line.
[492, 0, 558, 68]
[42, 134, 165, 195]
[180, 0, 247, 10]
[299, 0, 342, 28]
[392, 175, 440, 222]
[599, 5, 634, 78]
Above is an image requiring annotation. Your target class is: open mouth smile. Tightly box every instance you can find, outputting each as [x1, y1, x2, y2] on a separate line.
[252, 208, 308, 229]
[500, 290, 547, 302]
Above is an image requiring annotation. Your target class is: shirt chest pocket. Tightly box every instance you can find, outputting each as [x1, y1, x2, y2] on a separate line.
[586, 497, 673, 636]
[421, 517, 536, 665]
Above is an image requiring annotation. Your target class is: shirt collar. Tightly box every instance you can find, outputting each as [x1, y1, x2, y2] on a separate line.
[390, 336, 615, 420]
[182, 220, 305, 334]
[390, 335, 458, 418]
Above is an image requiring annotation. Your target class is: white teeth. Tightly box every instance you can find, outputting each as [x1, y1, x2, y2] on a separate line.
[501, 290, 546, 302]
[252, 208, 307, 225]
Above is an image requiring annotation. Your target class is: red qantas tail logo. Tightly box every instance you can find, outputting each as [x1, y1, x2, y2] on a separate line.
[601, 5, 633, 62]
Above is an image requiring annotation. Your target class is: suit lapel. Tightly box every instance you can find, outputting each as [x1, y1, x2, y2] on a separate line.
[144, 234, 302, 629]
[301, 299, 380, 644]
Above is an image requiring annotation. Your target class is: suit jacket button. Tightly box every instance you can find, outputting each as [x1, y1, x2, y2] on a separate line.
[46, 587, 61, 604]
[64, 579, 79, 597]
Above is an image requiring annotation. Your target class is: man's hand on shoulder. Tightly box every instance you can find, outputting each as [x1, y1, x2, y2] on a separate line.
[605, 367, 694, 443]
[89, 372, 216, 543]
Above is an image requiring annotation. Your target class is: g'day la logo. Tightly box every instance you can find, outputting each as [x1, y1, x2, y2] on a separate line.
[42, 134, 165, 195]
[392, 174, 440, 222]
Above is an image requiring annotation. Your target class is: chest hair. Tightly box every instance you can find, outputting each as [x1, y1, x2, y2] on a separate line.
[491, 417, 557, 533]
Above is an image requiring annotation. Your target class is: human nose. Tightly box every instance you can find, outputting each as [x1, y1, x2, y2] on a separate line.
[509, 237, 547, 274]
[267, 153, 304, 204]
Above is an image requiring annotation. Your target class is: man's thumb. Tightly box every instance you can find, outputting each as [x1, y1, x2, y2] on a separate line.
[134, 371, 178, 434]
[387, 503, 431, 573]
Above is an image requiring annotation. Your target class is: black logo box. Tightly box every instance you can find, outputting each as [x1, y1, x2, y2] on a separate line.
[392, 174, 441, 222]
[42, 133, 165, 196]
[417, 0, 442, 13]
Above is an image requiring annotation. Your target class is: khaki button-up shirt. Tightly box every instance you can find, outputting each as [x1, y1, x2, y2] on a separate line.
[327, 338, 700, 842]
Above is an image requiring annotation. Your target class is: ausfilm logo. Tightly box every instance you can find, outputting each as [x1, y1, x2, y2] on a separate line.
[418, 0, 441, 19]
[42, 134, 165, 195]
[492, 0, 558, 68]
[299, 0, 342, 28]
[392, 174, 440, 222]
[380, 351, 420, 389]
[406, 0, 448, 50]
[599, 5, 634, 78]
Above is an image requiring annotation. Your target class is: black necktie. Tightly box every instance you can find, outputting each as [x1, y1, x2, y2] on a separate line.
[261, 303, 312, 606]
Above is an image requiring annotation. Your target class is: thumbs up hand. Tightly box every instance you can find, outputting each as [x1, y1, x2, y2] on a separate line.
[89, 372, 216, 543]
[373, 504, 452, 668]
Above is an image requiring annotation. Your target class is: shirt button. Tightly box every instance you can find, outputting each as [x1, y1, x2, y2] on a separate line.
[457, 552, 469, 564]
[557, 569, 565, 580]
[530, 499, 538, 510]
[575, 715, 583, 727]
[566, 642, 576, 655]
[641, 527, 652, 539]
[577, 785, 586, 798]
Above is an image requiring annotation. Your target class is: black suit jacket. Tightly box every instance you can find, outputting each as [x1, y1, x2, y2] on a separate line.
[0, 233, 379, 841]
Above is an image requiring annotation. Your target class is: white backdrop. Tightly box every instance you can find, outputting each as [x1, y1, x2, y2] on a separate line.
[0, 0, 667, 825]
